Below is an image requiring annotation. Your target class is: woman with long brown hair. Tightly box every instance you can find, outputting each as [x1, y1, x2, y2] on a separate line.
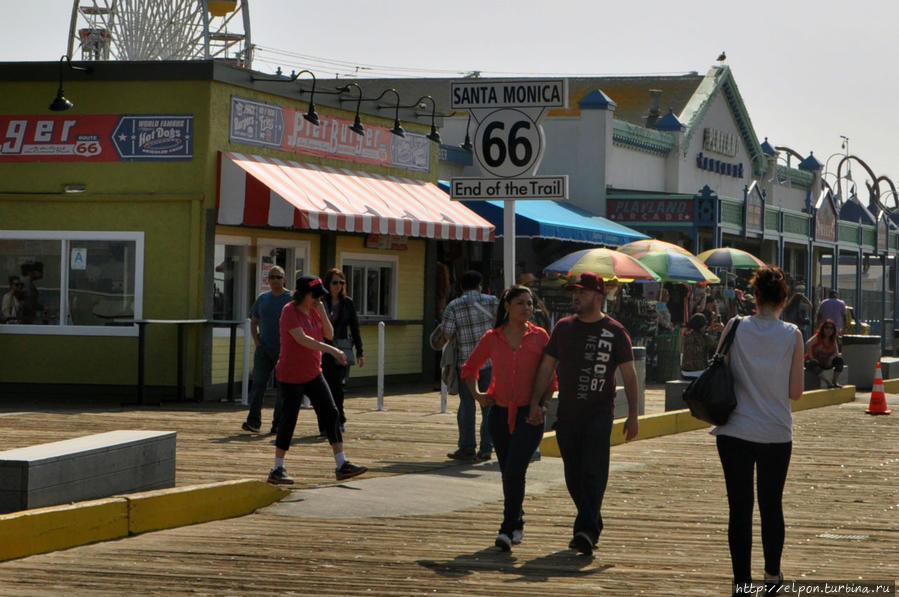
[462, 285, 555, 551]
[321, 267, 363, 433]
[804, 319, 843, 388]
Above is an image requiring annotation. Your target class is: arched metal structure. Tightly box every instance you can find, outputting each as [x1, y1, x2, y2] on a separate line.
[67, 0, 252, 67]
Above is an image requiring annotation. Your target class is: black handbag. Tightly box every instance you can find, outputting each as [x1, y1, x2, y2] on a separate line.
[682, 317, 742, 425]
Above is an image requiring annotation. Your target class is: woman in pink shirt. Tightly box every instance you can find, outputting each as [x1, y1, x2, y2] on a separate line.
[462, 285, 556, 551]
[267, 276, 367, 485]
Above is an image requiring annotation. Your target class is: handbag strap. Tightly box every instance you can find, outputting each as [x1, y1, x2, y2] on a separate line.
[717, 316, 742, 356]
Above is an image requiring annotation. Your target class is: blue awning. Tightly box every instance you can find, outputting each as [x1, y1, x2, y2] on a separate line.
[460, 199, 649, 246]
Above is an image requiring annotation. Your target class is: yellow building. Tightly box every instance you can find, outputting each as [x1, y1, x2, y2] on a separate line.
[0, 60, 492, 401]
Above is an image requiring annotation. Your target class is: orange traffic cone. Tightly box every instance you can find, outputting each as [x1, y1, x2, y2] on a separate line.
[865, 362, 892, 415]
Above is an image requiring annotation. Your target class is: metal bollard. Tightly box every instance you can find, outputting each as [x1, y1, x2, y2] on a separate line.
[377, 321, 385, 410]
[241, 318, 251, 406]
[440, 380, 447, 413]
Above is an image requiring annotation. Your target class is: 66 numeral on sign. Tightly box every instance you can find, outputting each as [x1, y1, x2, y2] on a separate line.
[482, 120, 532, 169]
[474, 109, 542, 178]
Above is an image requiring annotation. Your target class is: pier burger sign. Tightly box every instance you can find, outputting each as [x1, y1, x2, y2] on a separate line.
[449, 79, 568, 200]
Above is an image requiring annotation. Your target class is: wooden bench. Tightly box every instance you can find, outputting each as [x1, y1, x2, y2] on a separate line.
[0, 430, 176, 514]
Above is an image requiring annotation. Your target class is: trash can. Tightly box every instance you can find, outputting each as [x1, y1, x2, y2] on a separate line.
[841, 335, 881, 390]
[654, 332, 683, 382]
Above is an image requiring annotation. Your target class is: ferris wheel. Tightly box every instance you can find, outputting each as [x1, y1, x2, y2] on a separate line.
[67, 0, 252, 67]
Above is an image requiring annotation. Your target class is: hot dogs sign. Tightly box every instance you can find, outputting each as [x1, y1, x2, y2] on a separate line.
[0, 114, 193, 161]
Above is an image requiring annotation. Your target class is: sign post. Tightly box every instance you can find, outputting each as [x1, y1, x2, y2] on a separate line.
[450, 79, 568, 290]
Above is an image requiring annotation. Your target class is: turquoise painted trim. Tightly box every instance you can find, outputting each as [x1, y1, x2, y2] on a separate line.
[776, 164, 813, 187]
[680, 66, 767, 177]
[611, 120, 676, 154]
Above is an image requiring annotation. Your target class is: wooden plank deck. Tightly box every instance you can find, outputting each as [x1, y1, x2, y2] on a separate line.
[0, 386, 895, 596]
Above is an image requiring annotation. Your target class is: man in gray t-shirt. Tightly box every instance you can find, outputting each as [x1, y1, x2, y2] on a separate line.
[242, 266, 292, 434]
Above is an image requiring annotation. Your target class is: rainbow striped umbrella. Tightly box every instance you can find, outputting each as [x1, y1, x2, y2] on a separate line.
[697, 248, 766, 269]
[617, 239, 693, 258]
[635, 251, 721, 283]
[543, 248, 661, 281]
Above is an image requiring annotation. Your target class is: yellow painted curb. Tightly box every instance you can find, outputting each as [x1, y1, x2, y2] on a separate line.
[539, 384, 856, 457]
[0, 497, 128, 562]
[128, 479, 289, 534]
[0, 479, 289, 562]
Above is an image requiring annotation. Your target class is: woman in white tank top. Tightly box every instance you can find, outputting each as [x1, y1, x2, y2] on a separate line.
[711, 265, 804, 594]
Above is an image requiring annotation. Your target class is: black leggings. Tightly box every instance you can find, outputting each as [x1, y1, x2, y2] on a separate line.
[276, 374, 341, 451]
[716, 434, 792, 583]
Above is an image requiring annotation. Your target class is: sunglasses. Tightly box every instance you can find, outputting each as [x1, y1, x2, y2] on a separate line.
[268, 275, 284, 279]
[331, 280, 345, 286]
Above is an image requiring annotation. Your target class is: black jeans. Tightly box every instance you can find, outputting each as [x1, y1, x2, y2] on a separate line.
[487, 405, 544, 536]
[716, 434, 792, 583]
[322, 353, 348, 428]
[276, 374, 341, 451]
[555, 412, 614, 544]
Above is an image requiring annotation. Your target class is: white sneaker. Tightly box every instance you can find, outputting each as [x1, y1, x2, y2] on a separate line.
[511, 529, 523, 545]
[494, 533, 512, 551]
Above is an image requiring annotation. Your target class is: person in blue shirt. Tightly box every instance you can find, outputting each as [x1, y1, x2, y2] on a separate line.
[242, 265, 293, 434]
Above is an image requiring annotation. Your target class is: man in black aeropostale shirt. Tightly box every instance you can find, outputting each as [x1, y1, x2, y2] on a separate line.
[529, 271, 639, 557]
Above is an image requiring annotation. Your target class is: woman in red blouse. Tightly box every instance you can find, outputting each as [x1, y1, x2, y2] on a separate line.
[462, 285, 556, 551]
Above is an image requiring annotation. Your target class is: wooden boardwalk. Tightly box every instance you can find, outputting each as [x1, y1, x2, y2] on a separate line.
[0, 386, 896, 595]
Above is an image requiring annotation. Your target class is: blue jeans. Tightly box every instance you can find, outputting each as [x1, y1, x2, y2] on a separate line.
[488, 405, 544, 535]
[457, 365, 493, 454]
[555, 412, 614, 544]
[247, 345, 283, 429]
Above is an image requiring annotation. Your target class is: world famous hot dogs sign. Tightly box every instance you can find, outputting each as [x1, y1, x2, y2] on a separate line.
[0, 114, 193, 162]
[228, 96, 430, 172]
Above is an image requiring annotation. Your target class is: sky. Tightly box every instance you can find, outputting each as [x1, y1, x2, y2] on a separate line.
[3, 0, 898, 188]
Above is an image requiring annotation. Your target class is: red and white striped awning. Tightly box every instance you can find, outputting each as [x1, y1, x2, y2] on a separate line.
[217, 152, 494, 242]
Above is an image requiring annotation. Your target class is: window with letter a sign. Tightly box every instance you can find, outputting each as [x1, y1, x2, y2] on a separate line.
[449, 79, 568, 201]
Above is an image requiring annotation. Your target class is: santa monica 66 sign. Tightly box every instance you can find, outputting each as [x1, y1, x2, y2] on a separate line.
[450, 79, 568, 200]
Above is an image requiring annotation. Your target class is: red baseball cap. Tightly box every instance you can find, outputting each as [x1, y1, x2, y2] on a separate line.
[565, 271, 605, 294]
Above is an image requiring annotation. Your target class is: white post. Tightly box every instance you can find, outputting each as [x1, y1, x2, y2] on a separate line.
[240, 318, 251, 406]
[440, 380, 448, 413]
[377, 321, 386, 410]
[503, 199, 516, 290]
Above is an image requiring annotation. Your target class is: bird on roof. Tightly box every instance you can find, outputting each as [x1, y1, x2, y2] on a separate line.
[717, 51, 727, 62]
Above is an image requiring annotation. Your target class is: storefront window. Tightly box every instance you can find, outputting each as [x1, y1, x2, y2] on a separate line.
[342, 258, 395, 318]
[0, 231, 143, 335]
[67, 240, 136, 325]
[213, 243, 248, 321]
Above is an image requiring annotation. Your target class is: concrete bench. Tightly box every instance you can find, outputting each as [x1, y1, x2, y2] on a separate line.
[543, 386, 645, 431]
[804, 365, 848, 391]
[614, 386, 645, 417]
[879, 356, 899, 380]
[665, 379, 692, 411]
[0, 430, 176, 514]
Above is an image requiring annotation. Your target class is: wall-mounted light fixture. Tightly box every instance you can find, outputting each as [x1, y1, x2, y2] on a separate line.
[49, 55, 92, 112]
[63, 184, 87, 193]
[408, 95, 441, 144]
[364, 88, 404, 138]
[460, 112, 473, 152]
[338, 82, 365, 136]
[250, 68, 320, 126]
